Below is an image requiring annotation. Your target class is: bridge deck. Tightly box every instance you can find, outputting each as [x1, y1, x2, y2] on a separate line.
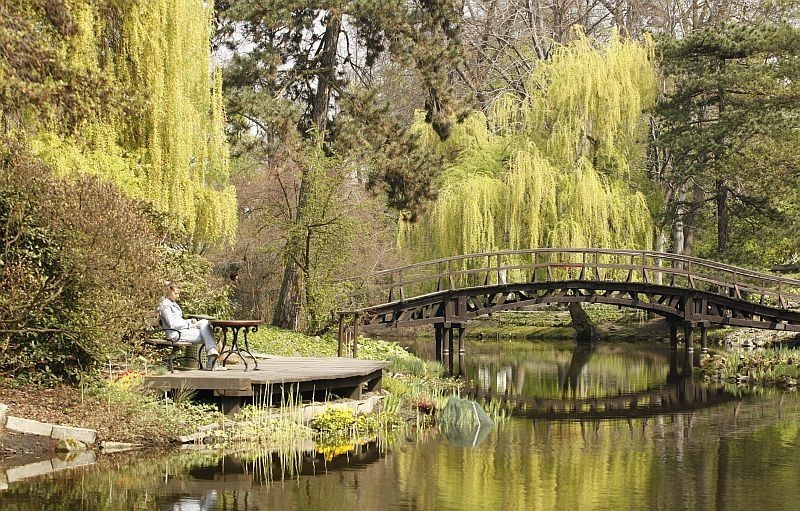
[144, 357, 386, 407]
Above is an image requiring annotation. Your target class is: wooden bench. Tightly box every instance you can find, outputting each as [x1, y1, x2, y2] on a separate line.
[142, 326, 205, 372]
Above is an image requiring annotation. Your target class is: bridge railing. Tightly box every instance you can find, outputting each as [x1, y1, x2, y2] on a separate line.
[340, 249, 800, 312]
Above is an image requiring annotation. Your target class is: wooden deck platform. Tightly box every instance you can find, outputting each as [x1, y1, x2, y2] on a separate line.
[144, 356, 387, 412]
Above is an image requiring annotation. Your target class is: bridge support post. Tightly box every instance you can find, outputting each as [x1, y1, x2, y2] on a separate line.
[337, 313, 345, 357]
[447, 327, 454, 376]
[700, 325, 708, 355]
[352, 315, 359, 358]
[684, 323, 695, 371]
[447, 326, 454, 354]
[434, 325, 443, 362]
[669, 323, 678, 351]
[458, 325, 465, 353]
[668, 350, 679, 381]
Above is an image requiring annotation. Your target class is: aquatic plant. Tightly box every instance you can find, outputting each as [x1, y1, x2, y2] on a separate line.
[700, 347, 800, 387]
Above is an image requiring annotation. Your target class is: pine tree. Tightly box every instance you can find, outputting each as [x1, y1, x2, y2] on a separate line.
[656, 23, 800, 264]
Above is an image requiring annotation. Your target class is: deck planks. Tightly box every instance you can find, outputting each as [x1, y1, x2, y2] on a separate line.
[144, 356, 387, 402]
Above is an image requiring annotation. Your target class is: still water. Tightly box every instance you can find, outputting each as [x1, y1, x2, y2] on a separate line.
[2, 340, 800, 510]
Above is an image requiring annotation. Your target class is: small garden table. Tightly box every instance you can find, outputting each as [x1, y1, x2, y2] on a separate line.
[210, 319, 263, 370]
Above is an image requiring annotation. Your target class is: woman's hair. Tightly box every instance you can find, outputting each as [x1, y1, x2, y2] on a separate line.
[164, 280, 180, 291]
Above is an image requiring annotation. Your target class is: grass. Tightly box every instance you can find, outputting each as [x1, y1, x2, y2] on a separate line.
[77, 370, 225, 443]
[699, 347, 800, 387]
[246, 326, 338, 357]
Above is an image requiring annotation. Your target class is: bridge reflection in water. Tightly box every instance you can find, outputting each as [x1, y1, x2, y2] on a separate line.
[458, 343, 737, 421]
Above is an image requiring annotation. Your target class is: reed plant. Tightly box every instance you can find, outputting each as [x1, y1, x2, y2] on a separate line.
[700, 346, 800, 386]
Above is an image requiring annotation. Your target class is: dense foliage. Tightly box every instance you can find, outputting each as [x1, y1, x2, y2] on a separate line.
[654, 23, 800, 266]
[2, 0, 236, 244]
[0, 142, 163, 381]
[0, 0, 236, 381]
[401, 34, 657, 262]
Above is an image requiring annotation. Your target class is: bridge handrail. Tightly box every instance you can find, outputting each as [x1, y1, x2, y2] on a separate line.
[338, 248, 800, 310]
[356, 248, 800, 286]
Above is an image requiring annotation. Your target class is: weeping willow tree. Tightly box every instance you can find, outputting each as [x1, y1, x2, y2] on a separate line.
[401, 32, 657, 265]
[28, 0, 236, 244]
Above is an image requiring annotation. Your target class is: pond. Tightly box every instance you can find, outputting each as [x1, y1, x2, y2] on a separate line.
[2, 339, 800, 510]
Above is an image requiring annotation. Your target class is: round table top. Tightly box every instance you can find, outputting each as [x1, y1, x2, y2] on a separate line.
[210, 319, 263, 327]
[187, 314, 216, 320]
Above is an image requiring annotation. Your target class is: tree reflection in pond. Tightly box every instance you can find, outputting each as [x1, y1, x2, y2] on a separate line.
[2, 341, 800, 511]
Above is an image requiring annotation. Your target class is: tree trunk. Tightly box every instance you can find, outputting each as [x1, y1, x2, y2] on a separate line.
[683, 184, 704, 256]
[273, 235, 303, 329]
[309, 12, 341, 133]
[568, 302, 597, 344]
[673, 182, 686, 255]
[273, 12, 341, 331]
[716, 178, 728, 257]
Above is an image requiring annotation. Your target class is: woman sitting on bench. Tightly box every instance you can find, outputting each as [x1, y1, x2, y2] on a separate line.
[158, 281, 227, 371]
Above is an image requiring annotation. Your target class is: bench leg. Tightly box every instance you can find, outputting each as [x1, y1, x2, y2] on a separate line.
[168, 346, 179, 373]
[197, 344, 205, 370]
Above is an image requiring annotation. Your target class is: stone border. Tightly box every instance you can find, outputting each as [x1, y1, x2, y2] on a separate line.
[2, 411, 97, 446]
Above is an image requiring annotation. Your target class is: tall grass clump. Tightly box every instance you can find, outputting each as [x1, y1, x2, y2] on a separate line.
[700, 347, 800, 386]
[357, 337, 442, 377]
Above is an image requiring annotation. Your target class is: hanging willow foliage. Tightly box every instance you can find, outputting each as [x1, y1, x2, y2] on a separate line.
[28, 0, 236, 244]
[401, 32, 656, 261]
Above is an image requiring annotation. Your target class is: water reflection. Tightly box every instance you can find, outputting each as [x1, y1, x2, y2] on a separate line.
[458, 341, 674, 399]
[3, 340, 800, 511]
[462, 343, 736, 420]
[184, 442, 385, 484]
[169, 491, 217, 511]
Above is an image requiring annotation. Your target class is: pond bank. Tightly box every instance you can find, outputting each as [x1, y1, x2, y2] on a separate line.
[0, 330, 456, 468]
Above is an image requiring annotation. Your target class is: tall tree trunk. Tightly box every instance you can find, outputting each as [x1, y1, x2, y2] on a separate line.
[309, 12, 341, 133]
[716, 178, 728, 257]
[683, 184, 704, 256]
[568, 302, 597, 344]
[673, 182, 686, 255]
[715, 58, 728, 258]
[273, 12, 341, 330]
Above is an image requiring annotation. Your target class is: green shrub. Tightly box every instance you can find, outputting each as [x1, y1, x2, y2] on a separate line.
[0, 145, 167, 381]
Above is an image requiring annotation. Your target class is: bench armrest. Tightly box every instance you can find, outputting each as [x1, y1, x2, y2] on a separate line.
[144, 327, 183, 343]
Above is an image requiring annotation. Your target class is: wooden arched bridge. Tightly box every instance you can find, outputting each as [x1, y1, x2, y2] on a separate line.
[336, 248, 800, 362]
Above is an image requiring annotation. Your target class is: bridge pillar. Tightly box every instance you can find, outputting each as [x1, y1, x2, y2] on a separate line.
[669, 323, 678, 351]
[458, 325, 466, 353]
[700, 324, 708, 355]
[446, 326, 454, 354]
[668, 350, 680, 381]
[684, 323, 695, 372]
[442, 324, 452, 355]
[337, 314, 345, 357]
[684, 324, 695, 353]
[352, 317, 359, 358]
[434, 325, 443, 362]
[446, 327, 454, 375]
